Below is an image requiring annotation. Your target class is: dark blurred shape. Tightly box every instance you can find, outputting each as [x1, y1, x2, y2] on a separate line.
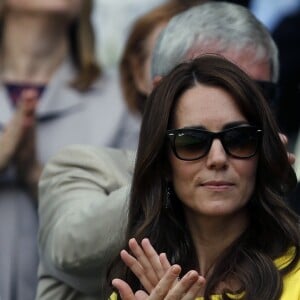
[214, 0, 250, 7]
[288, 183, 300, 215]
[176, 0, 251, 7]
[255, 80, 280, 115]
[272, 9, 300, 139]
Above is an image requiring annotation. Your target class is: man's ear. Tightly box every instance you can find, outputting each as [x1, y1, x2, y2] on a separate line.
[152, 76, 163, 89]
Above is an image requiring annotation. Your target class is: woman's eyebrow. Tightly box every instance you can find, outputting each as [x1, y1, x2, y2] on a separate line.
[222, 121, 249, 130]
[183, 125, 206, 130]
[182, 121, 249, 131]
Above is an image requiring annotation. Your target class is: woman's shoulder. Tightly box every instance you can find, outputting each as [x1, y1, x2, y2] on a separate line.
[110, 292, 117, 300]
[276, 247, 300, 300]
[281, 263, 300, 300]
[282, 255, 300, 282]
[274, 246, 300, 271]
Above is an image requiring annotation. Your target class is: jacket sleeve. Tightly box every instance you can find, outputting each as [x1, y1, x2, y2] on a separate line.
[37, 144, 135, 295]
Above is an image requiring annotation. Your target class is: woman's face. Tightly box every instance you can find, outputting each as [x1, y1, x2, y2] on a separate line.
[4, 0, 83, 17]
[169, 84, 258, 219]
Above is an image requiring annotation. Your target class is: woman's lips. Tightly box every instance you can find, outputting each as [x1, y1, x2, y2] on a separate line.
[200, 181, 235, 190]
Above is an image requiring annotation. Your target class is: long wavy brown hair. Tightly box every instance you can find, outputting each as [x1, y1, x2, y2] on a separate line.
[108, 55, 299, 299]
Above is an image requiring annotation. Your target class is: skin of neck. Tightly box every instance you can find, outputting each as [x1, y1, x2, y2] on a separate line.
[1, 10, 71, 84]
[185, 208, 249, 278]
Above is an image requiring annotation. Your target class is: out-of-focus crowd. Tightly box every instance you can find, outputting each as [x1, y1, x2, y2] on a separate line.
[0, 1, 299, 300]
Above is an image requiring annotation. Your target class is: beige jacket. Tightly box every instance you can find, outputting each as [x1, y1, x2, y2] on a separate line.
[36, 145, 135, 300]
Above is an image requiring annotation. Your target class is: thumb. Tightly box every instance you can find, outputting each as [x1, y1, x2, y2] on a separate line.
[112, 279, 136, 300]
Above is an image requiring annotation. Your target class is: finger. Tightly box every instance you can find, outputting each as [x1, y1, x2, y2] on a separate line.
[148, 265, 181, 300]
[278, 133, 295, 165]
[141, 238, 166, 279]
[159, 253, 178, 289]
[18, 89, 38, 105]
[165, 270, 203, 300]
[165, 270, 198, 300]
[18, 89, 38, 127]
[112, 278, 136, 300]
[120, 249, 153, 292]
[159, 253, 171, 271]
[0, 89, 38, 170]
[129, 238, 160, 285]
[279, 132, 288, 146]
[287, 152, 296, 165]
[134, 290, 149, 300]
[181, 275, 206, 300]
[10, 89, 37, 134]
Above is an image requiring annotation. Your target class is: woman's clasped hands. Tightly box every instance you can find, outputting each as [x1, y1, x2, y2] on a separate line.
[112, 238, 206, 300]
[0, 89, 37, 171]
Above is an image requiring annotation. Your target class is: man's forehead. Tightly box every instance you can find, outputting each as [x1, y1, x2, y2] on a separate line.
[185, 48, 271, 82]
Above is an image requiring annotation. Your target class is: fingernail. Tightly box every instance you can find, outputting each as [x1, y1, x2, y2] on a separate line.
[171, 265, 180, 275]
[187, 270, 197, 281]
[198, 276, 206, 284]
[142, 238, 150, 245]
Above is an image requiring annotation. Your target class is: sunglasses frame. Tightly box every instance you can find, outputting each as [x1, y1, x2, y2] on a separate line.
[167, 125, 262, 161]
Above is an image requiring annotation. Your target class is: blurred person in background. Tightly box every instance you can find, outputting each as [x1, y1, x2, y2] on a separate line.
[119, 0, 201, 114]
[0, 0, 139, 299]
[37, 1, 299, 300]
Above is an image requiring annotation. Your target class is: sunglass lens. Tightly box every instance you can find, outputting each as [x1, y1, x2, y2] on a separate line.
[174, 131, 209, 160]
[223, 127, 258, 158]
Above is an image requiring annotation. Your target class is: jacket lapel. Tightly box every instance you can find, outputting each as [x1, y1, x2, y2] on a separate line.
[36, 58, 83, 121]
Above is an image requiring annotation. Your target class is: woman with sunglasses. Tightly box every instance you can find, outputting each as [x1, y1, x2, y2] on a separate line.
[108, 55, 300, 300]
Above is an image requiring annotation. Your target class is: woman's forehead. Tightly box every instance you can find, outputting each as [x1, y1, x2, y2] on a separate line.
[172, 84, 247, 131]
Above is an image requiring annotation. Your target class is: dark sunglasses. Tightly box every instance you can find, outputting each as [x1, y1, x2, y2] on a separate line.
[167, 125, 262, 161]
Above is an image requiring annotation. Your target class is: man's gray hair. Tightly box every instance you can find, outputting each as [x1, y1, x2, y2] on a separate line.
[152, 1, 279, 82]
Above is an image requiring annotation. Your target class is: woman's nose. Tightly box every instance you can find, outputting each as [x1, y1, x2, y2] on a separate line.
[205, 138, 228, 169]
